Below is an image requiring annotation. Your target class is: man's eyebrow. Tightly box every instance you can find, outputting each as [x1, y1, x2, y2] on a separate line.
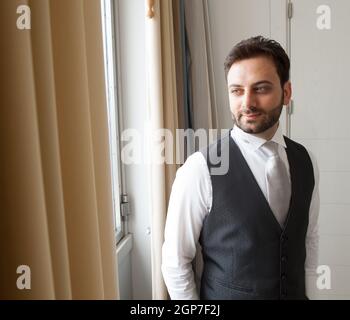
[228, 84, 244, 88]
[228, 80, 273, 88]
[253, 80, 273, 86]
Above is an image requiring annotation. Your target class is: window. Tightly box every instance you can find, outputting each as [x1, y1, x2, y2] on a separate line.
[101, 0, 124, 244]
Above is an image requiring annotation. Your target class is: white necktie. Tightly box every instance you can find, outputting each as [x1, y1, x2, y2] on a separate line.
[263, 141, 291, 227]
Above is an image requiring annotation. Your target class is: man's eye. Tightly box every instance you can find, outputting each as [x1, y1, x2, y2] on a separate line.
[230, 89, 243, 95]
[255, 87, 269, 93]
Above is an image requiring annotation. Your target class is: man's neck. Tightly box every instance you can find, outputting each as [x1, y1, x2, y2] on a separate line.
[252, 122, 279, 141]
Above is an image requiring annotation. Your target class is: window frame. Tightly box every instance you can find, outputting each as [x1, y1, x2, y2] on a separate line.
[101, 0, 127, 245]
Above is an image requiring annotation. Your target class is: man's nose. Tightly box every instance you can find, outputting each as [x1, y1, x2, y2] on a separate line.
[242, 91, 256, 109]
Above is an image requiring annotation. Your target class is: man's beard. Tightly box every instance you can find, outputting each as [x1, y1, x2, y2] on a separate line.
[232, 96, 284, 134]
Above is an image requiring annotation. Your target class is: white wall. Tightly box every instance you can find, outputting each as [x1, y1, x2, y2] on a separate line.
[290, 0, 350, 299]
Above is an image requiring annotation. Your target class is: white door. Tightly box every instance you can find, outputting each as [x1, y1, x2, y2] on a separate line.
[290, 0, 350, 299]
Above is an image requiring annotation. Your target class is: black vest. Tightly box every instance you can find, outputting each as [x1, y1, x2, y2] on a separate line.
[199, 132, 315, 300]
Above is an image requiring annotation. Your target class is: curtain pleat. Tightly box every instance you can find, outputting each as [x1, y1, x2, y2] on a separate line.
[183, 0, 217, 131]
[83, 0, 119, 299]
[145, 0, 167, 300]
[146, 0, 180, 300]
[0, 0, 56, 300]
[30, 0, 72, 299]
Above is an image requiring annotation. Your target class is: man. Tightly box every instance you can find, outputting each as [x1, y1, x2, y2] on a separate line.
[161, 36, 319, 300]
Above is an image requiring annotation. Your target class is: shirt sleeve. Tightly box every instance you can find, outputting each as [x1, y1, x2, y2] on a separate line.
[305, 149, 320, 299]
[161, 152, 211, 300]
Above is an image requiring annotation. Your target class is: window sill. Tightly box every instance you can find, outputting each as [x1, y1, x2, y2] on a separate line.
[116, 233, 133, 262]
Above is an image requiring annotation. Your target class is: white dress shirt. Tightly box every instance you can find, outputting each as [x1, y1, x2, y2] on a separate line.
[161, 123, 320, 300]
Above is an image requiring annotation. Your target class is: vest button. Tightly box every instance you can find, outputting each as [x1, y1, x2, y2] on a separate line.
[281, 235, 288, 242]
[281, 274, 287, 281]
[281, 255, 287, 262]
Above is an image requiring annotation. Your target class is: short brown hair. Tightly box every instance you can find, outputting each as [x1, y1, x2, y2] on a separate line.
[224, 36, 290, 87]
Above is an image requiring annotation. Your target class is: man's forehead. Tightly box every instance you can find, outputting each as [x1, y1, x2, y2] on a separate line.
[227, 56, 278, 84]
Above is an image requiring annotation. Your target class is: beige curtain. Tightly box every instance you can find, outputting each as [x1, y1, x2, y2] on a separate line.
[0, 0, 118, 299]
[145, 0, 180, 300]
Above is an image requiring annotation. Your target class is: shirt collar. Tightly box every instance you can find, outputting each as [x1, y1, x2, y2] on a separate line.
[231, 122, 287, 152]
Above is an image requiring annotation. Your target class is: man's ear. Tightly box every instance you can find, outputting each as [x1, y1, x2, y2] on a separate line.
[283, 81, 292, 105]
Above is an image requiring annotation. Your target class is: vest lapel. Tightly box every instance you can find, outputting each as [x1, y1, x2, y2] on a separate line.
[229, 136, 283, 234]
[282, 137, 299, 233]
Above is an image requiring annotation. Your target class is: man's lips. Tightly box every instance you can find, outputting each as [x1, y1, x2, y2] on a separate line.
[242, 113, 261, 119]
